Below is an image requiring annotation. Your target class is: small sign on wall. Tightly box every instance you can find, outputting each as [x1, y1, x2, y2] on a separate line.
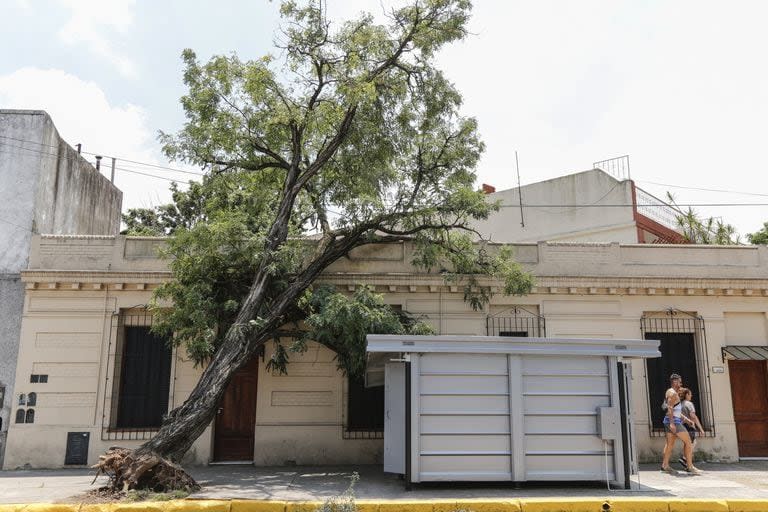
[711, 366, 725, 374]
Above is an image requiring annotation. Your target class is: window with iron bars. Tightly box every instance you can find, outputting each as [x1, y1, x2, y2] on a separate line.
[102, 308, 173, 441]
[486, 306, 546, 337]
[641, 310, 715, 437]
[343, 375, 384, 440]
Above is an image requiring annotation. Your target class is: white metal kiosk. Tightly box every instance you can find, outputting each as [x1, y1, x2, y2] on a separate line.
[367, 335, 660, 489]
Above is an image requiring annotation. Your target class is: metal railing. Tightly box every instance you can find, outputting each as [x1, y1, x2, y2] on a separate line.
[101, 307, 163, 442]
[487, 306, 546, 337]
[634, 187, 684, 232]
[594, 155, 631, 180]
[342, 429, 384, 440]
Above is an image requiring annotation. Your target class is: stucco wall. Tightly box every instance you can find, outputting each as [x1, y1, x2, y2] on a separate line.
[0, 110, 122, 269]
[0, 275, 24, 468]
[472, 169, 638, 243]
[5, 235, 768, 468]
[0, 110, 122, 465]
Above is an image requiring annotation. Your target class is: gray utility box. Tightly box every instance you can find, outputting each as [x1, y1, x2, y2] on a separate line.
[366, 335, 659, 489]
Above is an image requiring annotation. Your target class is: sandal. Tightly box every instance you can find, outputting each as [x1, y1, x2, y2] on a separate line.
[686, 466, 702, 475]
[660, 465, 674, 473]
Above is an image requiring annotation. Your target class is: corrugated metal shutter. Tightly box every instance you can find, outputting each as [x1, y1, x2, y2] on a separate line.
[522, 355, 614, 481]
[414, 353, 617, 482]
[417, 353, 512, 481]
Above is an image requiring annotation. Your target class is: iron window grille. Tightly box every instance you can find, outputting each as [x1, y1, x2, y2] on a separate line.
[102, 307, 174, 441]
[343, 376, 384, 440]
[640, 309, 715, 437]
[486, 306, 546, 337]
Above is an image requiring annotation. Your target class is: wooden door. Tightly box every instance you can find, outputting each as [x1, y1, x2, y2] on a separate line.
[213, 357, 259, 461]
[729, 360, 768, 457]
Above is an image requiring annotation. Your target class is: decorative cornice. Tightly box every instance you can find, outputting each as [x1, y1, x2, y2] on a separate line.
[19, 270, 768, 297]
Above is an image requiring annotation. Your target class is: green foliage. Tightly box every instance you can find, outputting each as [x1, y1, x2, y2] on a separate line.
[270, 285, 434, 378]
[121, 181, 207, 236]
[747, 222, 768, 245]
[666, 193, 740, 244]
[148, 0, 533, 369]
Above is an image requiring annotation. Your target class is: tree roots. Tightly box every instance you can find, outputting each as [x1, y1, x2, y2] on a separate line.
[93, 447, 200, 492]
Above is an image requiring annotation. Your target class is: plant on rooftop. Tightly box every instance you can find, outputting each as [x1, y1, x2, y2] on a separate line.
[747, 222, 768, 245]
[101, 0, 533, 491]
[666, 192, 740, 244]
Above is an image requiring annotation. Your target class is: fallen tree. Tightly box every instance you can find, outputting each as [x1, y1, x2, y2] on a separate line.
[110, 0, 533, 490]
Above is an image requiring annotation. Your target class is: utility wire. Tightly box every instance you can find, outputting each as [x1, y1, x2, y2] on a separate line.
[0, 140, 193, 184]
[2, 135, 767, 207]
[0, 216, 32, 232]
[498, 203, 768, 208]
[0, 134, 204, 176]
[636, 180, 768, 198]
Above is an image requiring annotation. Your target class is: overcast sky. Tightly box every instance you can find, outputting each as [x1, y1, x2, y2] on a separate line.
[2, 0, 767, 237]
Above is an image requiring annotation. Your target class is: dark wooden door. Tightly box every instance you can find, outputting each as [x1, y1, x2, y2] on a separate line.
[729, 360, 768, 457]
[213, 357, 259, 461]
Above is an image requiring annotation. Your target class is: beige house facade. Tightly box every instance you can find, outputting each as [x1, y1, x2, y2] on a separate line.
[4, 234, 768, 469]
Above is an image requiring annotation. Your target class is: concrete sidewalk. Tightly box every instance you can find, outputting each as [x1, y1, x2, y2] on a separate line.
[189, 462, 768, 501]
[2, 462, 768, 503]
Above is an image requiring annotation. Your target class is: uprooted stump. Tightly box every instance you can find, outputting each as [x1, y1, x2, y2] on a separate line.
[93, 447, 200, 492]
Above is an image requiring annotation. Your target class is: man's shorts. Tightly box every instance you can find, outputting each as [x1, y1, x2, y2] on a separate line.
[686, 425, 697, 442]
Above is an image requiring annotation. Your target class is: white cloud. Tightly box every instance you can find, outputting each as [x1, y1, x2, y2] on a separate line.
[56, 0, 138, 78]
[0, 68, 196, 212]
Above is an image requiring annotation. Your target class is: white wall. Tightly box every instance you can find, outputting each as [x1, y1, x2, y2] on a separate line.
[473, 169, 637, 243]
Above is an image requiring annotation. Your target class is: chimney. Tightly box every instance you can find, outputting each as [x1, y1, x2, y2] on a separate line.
[95, 155, 102, 171]
[481, 183, 496, 194]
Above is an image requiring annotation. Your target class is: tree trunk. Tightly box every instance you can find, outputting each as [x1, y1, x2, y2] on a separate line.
[138, 335, 252, 461]
[104, 235, 362, 490]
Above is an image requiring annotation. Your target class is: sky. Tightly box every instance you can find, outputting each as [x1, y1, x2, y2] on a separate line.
[1, 0, 767, 237]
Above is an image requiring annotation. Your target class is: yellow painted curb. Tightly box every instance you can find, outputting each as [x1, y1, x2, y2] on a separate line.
[110, 502, 166, 512]
[607, 499, 670, 512]
[284, 502, 321, 512]
[727, 501, 768, 512]
[2, 498, 768, 512]
[20, 505, 81, 512]
[166, 500, 231, 512]
[231, 499, 286, 512]
[669, 500, 728, 512]
[377, 501, 435, 512]
[79, 505, 115, 512]
[0, 506, 24, 512]
[352, 501, 379, 512]
[432, 499, 522, 512]
[521, 498, 608, 512]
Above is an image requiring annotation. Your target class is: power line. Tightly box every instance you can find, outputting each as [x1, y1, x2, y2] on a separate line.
[0, 140, 193, 184]
[1, 135, 767, 208]
[0, 134, 204, 176]
[81, 151, 205, 176]
[113, 166, 186, 183]
[636, 180, 768, 198]
[0, 216, 32, 232]
[499, 203, 768, 208]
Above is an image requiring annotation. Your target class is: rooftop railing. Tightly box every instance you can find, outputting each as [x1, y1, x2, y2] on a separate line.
[634, 186, 684, 232]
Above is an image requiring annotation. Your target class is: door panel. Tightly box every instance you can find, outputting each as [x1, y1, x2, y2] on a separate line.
[213, 357, 259, 461]
[729, 360, 768, 457]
